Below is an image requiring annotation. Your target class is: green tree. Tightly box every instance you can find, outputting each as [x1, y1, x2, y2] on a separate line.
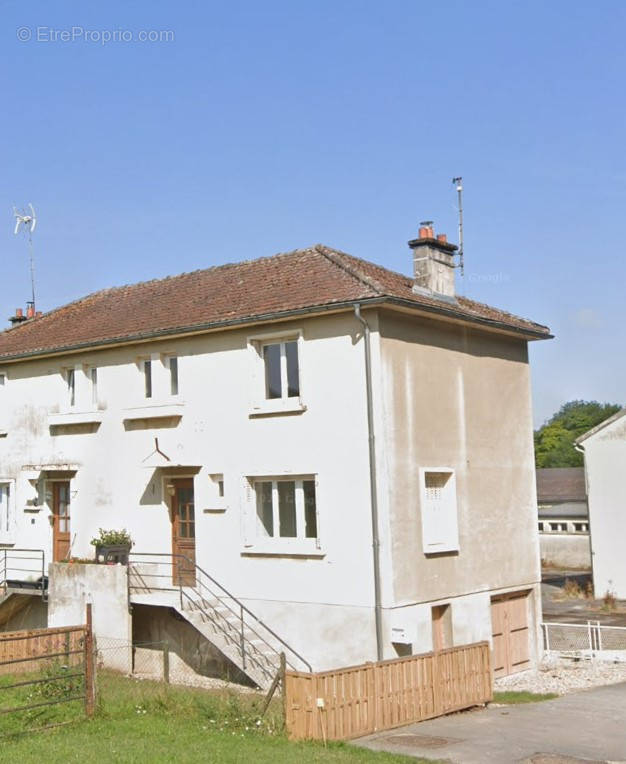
[534, 400, 622, 468]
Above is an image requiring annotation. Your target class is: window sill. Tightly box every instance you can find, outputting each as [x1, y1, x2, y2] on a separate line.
[123, 401, 185, 422]
[48, 410, 104, 426]
[249, 399, 307, 418]
[241, 542, 324, 558]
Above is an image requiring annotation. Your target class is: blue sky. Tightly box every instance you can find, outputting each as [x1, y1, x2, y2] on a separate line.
[2, 0, 625, 426]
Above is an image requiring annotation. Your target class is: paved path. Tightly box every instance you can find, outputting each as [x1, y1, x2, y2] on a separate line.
[353, 682, 626, 763]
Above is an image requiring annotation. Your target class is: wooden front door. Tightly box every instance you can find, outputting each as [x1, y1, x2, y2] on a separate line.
[171, 479, 196, 586]
[491, 591, 531, 677]
[52, 482, 71, 562]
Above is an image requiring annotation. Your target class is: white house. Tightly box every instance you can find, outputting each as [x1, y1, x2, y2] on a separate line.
[575, 409, 626, 599]
[0, 226, 551, 685]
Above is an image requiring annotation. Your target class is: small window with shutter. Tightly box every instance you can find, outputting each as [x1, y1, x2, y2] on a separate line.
[420, 468, 459, 554]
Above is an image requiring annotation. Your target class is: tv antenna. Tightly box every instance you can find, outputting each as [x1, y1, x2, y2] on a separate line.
[13, 203, 38, 311]
[451, 177, 464, 275]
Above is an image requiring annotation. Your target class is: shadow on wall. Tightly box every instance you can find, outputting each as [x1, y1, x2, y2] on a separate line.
[131, 604, 254, 687]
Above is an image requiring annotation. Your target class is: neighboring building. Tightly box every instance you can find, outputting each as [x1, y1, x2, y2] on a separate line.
[536, 467, 590, 570]
[576, 409, 626, 599]
[0, 225, 551, 682]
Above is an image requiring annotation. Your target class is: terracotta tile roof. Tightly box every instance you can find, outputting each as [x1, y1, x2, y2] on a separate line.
[536, 468, 587, 502]
[0, 245, 551, 361]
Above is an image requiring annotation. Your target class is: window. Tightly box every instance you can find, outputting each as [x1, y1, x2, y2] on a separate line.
[90, 367, 98, 406]
[0, 481, 15, 542]
[420, 469, 459, 554]
[67, 368, 76, 407]
[169, 356, 179, 396]
[263, 340, 299, 400]
[248, 332, 304, 415]
[253, 478, 317, 541]
[538, 522, 545, 532]
[144, 360, 152, 399]
[573, 522, 589, 533]
[549, 522, 568, 533]
[218, 479, 224, 498]
[0, 373, 5, 387]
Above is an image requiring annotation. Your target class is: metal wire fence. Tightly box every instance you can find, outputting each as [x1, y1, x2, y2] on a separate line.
[542, 621, 626, 658]
[95, 637, 250, 690]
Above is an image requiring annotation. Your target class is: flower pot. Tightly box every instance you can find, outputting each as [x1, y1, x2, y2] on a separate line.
[94, 544, 131, 565]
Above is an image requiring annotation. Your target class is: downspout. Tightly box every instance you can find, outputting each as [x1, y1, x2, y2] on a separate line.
[354, 303, 383, 661]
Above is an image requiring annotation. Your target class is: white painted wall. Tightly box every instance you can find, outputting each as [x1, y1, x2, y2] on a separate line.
[581, 416, 626, 599]
[0, 313, 379, 668]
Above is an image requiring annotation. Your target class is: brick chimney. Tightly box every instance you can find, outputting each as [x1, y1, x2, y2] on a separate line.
[409, 221, 458, 299]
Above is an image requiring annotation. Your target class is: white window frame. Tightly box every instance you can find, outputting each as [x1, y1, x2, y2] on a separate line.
[0, 479, 16, 544]
[242, 473, 321, 555]
[419, 467, 459, 554]
[247, 330, 306, 415]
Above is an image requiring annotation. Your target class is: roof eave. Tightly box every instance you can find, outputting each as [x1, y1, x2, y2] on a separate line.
[0, 295, 551, 364]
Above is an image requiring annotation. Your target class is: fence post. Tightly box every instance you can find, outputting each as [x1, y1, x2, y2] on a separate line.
[543, 623, 550, 653]
[596, 621, 602, 652]
[163, 640, 170, 684]
[587, 620, 593, 655]
[84, 603, 95, 718]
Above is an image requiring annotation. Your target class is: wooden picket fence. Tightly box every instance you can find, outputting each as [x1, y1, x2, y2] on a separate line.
[285, 641, 492, 740]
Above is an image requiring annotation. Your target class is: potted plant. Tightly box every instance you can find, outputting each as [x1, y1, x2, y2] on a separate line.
[90, 528, 134, 565]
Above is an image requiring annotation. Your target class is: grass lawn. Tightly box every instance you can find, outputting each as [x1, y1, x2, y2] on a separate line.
[0, 671, 433, 763]
[492, 690, 559, 704]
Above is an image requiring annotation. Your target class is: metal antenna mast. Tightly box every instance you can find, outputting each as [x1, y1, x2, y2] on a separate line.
[451, 177, 464, 275]
[13, 204, 38, 310]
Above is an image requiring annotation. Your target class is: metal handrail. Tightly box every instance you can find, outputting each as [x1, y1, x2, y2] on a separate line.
[0, 549, 46, 598]
[129, 551, 312, 672]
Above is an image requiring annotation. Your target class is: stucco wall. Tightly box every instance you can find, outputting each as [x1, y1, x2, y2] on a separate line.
[582, 418, 626, 599]
[539, 534, 591, 570]
[378, 311, 541, 637]
[47, 562, 132, 670]
[0, 312, 378, 667]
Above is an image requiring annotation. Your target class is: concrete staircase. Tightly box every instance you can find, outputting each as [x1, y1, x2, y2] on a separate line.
[128, 554, 311, 690]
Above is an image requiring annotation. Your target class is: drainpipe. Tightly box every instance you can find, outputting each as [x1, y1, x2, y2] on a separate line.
[354, 303, 383, 661]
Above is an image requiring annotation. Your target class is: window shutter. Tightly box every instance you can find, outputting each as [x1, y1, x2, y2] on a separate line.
[421, 471, 459, 553]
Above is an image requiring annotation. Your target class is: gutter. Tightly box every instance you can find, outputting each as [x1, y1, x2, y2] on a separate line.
[353, 303, 384, 662]
[0, 296, 551, 364]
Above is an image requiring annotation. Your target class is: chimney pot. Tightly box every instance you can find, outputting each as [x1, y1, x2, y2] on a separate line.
[35, 311, 42, 318]
[15, 308, 23, 318]
[437, 233, 447, 243]
[26, 305, 35, 319]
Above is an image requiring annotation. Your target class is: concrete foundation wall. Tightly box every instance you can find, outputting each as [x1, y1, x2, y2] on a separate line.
[0, 595, 47, 632]
[132, 604, 251, 684]
[540, 534, 591, 570]
[47, 562, 132, 671]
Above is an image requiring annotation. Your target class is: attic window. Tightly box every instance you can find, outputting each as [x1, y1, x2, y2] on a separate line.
[420, 469, 459, 554]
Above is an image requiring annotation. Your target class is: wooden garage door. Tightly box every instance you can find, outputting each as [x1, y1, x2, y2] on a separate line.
[491, 591, 531, 678]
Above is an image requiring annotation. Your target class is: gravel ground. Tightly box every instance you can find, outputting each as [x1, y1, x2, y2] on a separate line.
[494, 655, 626, 695]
